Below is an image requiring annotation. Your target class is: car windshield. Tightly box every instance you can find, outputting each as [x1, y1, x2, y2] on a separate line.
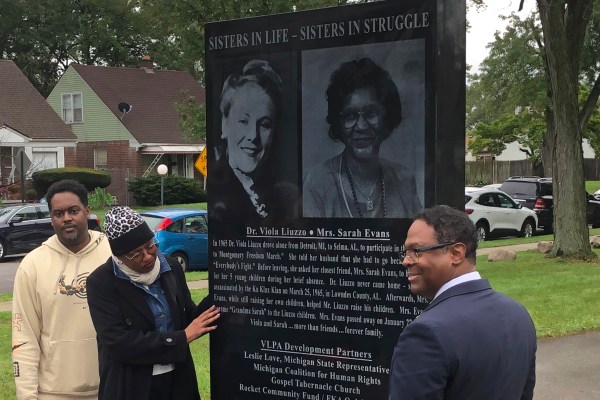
[39, 205, 50, 218]
[500, 181, 537, 196]
[0, 207, 16, 223]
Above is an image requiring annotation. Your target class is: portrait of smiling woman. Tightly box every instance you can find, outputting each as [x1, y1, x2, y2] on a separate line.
[211, 59, 297, 224]
[303, 55, 423, 218]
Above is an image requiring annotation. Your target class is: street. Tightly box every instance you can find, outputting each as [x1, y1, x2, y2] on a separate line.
[0, 257, 22, 293]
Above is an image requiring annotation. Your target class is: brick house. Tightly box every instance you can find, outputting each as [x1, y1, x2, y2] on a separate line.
[0, 60, 77, 199]
[46, 57, 206, 205]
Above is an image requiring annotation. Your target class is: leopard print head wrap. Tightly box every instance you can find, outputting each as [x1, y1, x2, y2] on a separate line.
[104, 206, 155, 256]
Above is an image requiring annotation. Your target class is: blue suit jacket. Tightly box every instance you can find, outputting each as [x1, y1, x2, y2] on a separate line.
[389, 279, 536, 400]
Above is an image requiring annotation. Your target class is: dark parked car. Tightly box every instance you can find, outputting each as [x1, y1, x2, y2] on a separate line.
[499, 176, 600, 233]
[0, 203, 101, 261]
[140, 208, 208, 271]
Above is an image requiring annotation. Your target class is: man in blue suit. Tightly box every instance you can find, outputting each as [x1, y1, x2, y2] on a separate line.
[389, 205, 536, 400]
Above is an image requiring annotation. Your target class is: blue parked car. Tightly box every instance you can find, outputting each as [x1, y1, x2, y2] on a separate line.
[140, 208, 208, 271]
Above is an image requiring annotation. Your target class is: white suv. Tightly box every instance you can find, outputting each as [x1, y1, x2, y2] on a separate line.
[465, 188, 538, 242]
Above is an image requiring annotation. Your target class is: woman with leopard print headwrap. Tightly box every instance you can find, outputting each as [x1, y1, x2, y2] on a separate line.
[86, 206, 220, 400]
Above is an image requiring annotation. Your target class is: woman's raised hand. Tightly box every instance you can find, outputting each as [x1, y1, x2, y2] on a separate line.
[185, 305, 220, 343]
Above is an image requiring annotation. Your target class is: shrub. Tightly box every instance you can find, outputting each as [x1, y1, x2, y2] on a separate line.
[32, 167, 111, 195]
[8, 183, 20, 194]
[88, 187, 115, 210]
[25, 188, 38, 201]
[129, 176, 206, 206]
[7, 183, 20, 200]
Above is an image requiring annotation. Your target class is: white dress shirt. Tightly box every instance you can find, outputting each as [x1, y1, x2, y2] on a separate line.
[434, 271, 482, 300]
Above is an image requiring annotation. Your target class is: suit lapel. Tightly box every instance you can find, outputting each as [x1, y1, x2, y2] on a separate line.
[113, 278, 155, 325]
[424, 279, 492, 312]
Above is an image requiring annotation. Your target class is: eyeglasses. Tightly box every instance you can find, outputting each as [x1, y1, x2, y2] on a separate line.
[124, 238, 159, 262]
[399, 242, 457, 263]
[340, 106, 383, 129]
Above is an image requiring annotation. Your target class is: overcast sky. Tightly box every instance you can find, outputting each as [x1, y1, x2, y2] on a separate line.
[467, 0, 536, 72]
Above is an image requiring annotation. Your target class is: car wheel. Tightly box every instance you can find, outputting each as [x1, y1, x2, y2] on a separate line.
[520, 219, 535, 238]
[0, 239, 6, 262]
[172, 251, 189, 272]
[475, 222, 488, 243]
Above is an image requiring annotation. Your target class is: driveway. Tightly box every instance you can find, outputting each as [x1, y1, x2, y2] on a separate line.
[535, 331, 600, 399]
[0, 257, 21, 293]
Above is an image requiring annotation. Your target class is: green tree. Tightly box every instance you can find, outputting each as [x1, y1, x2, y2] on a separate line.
[1, 0, 157, 96]
[1, 1, 64, 96]
[537, 0, 600, 259]
[468, 1, 600, 259]
[468, 6, 600, 170]
[468, 112, 546, 172]
[466, 11, 553, 173]
[176, 95, 206, 141]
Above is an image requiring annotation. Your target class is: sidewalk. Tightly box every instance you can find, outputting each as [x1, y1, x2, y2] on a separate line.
[477, 242, 540, 256]
[534, 331, 600, 399]
[187, 279, 209, 290]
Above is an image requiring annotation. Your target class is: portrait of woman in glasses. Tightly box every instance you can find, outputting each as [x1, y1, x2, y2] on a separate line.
[303, 57, 422, 218]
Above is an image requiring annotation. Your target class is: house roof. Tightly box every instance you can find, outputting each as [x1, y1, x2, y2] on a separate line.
[0, 60, 76, 141]
[71, 63, 205, 146]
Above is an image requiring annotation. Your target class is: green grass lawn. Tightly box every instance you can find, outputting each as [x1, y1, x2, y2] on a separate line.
[585, 180, 600, 194]
[190, 289, 211, 398]
[477, 250, 600, 337]
[0, 313, 12, 399]
[478, 227, 600, 249]
[186, 271, 209, 281]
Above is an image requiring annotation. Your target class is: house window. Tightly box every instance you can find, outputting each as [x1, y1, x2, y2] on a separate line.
[95, 149, 108, 170]
[61, 93, 83, 123]
[28, 151, 58, 178]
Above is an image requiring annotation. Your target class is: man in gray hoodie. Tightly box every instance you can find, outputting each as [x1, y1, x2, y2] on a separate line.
[12, 179, 112, 399]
